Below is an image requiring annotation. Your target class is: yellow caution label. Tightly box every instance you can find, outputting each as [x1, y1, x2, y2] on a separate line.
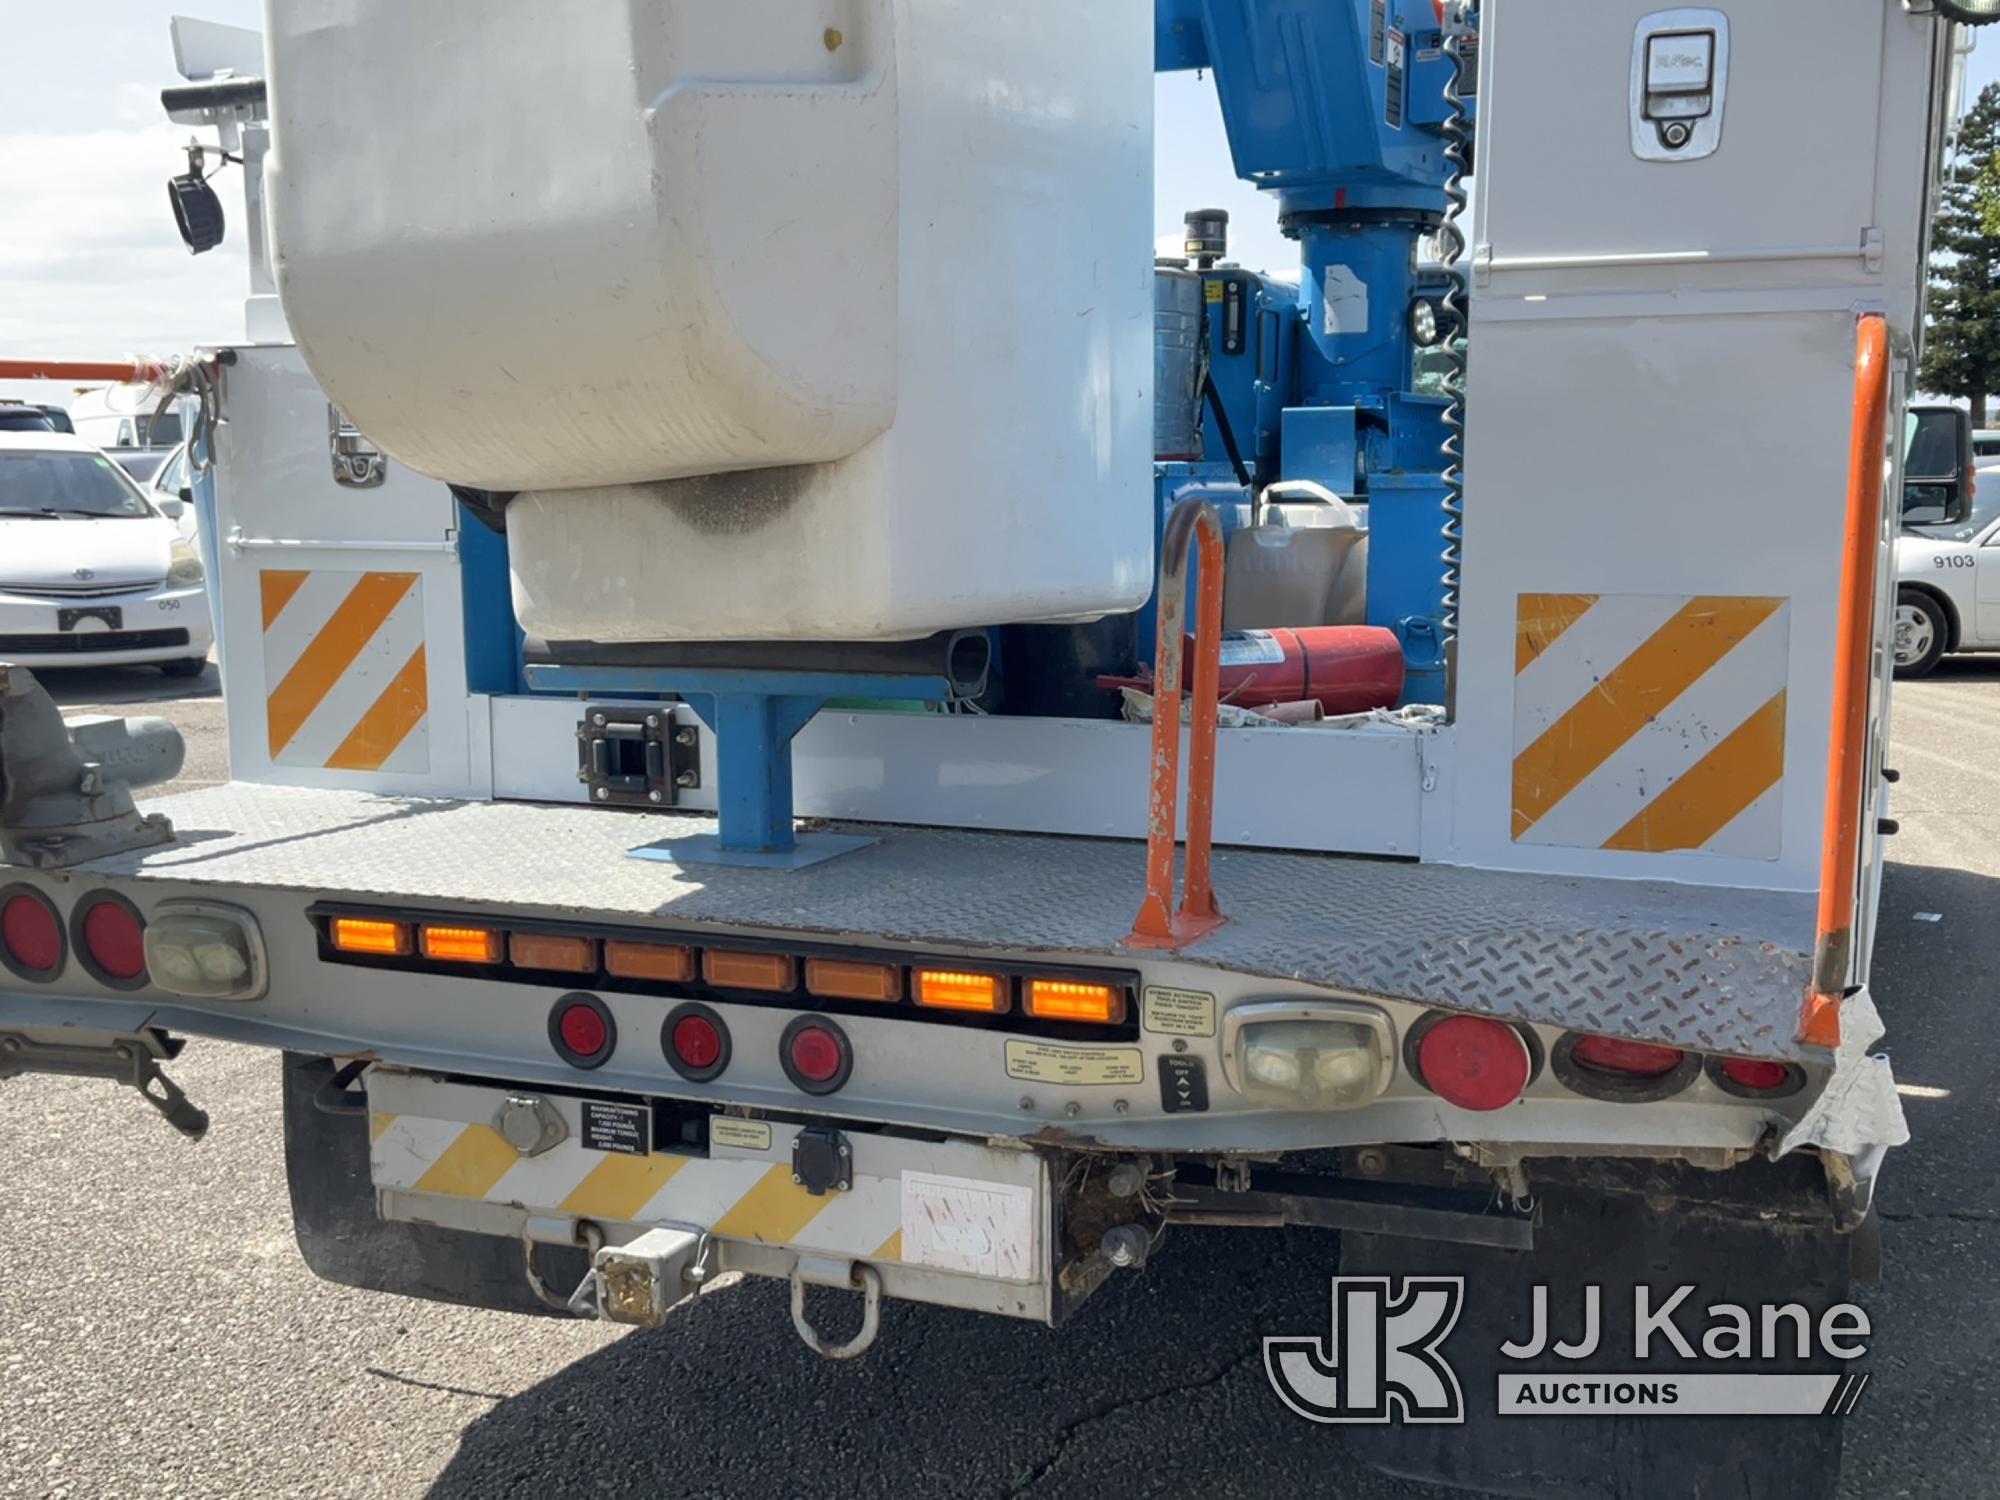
[1141, 986, 1217, 1037]
[1203, 280, 1225, 303]
[710, 1118, 773, 1152]
[1004, 1041, 1144, 1086]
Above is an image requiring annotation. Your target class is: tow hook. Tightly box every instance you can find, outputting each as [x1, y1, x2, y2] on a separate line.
[0, 1028, 208, 1137]
[789, 1255, 882, 1360]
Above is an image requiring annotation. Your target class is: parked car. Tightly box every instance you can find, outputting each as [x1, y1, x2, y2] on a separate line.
[67, 385, 190, 448]
[0, 432, 212, 676]
[145, 441, 199, 543]
[110, 447, 175, 484]
[0, 403, 56, 432]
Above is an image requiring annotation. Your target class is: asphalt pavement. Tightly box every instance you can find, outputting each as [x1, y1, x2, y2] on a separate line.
[1, 658, 1994, 1499]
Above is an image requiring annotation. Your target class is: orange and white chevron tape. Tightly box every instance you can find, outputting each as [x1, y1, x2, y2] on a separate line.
[369, 1108, 1042, 1282]
[1512, 593, 1789, 857]
[259, 569, 429, 772]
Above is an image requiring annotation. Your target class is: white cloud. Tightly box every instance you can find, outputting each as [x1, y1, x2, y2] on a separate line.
[0, 124, 250, 395]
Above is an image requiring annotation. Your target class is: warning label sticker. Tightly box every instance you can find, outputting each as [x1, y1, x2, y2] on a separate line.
[1003, 1041, 1144, 1087]
[709, 1118, 772, 1153]
[1218, 630, 1287, 668]
[1142, 987, 1217, 1038]
[582, 1100, 650, 1157]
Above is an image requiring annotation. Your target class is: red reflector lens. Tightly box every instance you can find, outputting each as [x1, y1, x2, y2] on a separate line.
[558, 1004, 608, 1058]
[1570, 1035, 1683, 1077]
[1720, 1057, 1792, 1091]
[1416, 1016, 1531, 1112]
[1, 893, 62, 975]
[81, 899, 146, 982]
[673, 1013, 723, 1070]
[790, 1026, 842, 1083]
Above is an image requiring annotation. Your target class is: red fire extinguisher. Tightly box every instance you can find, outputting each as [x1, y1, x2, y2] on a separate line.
[1101, 626, 1405, 714]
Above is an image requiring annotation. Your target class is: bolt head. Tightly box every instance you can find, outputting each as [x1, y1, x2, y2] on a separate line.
[676, 771, 698, 787]
[1113, 1098, 1130, 1116]
[645, 715, 660, 729]
[591, 713, 606, 726]
[791, 1173, 801, 1184]
[595, 787, 609, 800]
[1017, 1095, 1035, 1111]
[1064, 1101, 1082, 1119]
[675, 728, 697, 746]
[648, 790, 663, 804]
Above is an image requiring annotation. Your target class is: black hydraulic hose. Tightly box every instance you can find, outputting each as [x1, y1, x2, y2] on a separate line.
[1201, 371, 1253, 489]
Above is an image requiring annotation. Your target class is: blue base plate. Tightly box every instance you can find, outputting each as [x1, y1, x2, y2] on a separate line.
[627, 831, 878, 870]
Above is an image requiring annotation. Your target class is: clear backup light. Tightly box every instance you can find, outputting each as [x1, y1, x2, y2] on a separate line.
[1221, 1000, 1395, 1110]
[143, 901, 266, 1000]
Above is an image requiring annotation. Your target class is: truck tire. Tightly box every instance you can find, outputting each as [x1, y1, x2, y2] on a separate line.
[280, 1052, 589, 1317]
[1338, 1155, 1851, 1500]
[1892, 587, 1948, 679]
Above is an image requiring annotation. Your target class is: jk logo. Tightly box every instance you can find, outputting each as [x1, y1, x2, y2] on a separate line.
[1265, 1276, 1466, 1424]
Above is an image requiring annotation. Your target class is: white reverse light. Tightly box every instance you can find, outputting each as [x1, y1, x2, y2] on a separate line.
[143, 901, 266, 1000]
[1222, 1000, 1396, 1110]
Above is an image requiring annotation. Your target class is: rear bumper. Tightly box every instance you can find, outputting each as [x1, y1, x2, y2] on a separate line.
[368, 1067, 1054, 1321]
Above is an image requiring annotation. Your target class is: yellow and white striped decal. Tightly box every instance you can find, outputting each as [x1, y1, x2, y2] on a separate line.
[1512, 593, 1789, 857]
[371, 1112, 908, 1267]
[260, 569, 429, 772]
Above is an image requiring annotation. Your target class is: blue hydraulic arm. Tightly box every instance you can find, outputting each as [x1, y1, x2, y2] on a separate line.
[1156, 0, 1476, 705]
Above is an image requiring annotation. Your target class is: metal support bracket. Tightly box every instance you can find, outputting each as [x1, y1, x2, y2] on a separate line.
[529, 662, 955, 867]
[0, 1028, 209, 1138]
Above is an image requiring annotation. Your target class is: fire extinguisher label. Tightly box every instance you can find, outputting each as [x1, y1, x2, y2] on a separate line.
[1217, 630, 1287, 668]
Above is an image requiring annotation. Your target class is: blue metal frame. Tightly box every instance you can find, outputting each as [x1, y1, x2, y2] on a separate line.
[521, 663, 950, 864]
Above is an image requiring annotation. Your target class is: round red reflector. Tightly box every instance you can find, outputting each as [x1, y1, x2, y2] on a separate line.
[1416, 1016, 1531, 1112]
[558, 1003, 608, 1058]
[673, 1014, 722, 1070]
[789, 1025, 842, 1083]
[1, 893, 62, 977]
[81, 899, 146, 982]
[1720, 1057, 1792, 1092]
[1570, 1035, 1683, 1077]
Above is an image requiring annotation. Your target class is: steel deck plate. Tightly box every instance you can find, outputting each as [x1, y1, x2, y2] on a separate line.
[75, 785, 1821, 1060]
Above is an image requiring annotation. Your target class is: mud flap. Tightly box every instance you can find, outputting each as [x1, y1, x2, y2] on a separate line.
[281, 1052, 588, 1316]
[1339, 1155, 1852, 1500]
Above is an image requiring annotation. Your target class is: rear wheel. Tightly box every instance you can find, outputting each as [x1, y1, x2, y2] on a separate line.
[159, 657, 207, 679]
[1892, 588, 1948, 679]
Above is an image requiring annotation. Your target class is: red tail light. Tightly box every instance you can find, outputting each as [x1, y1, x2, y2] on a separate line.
[74, 893, 146, 988]
[663, 1002, 730, 1082]
[1414, 1015, 1532, 1112]
[1570, 1036, 1683, 1077]
[548, 993, 616, 1069]
[781, 1016, 852, 1095]
[0, 887, 64, 981]
[1719, 1057, 1793, 1092]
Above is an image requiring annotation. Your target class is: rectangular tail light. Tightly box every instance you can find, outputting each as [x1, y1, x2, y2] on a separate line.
[330, 916, 410, 957]
[914, 968, 1010, 1013]
[604, 939, 695, 983]
[703, 949, 796, 993]
[1025, 978, 1125, 1025]
[509, 932, 597, 973]
[419, 924, 505, 964]
[805, 957, 903, 1002]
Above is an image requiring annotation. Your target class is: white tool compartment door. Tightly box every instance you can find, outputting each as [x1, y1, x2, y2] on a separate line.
[212, 346, 477, 796]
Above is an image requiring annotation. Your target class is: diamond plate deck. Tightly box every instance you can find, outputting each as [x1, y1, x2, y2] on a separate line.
[74, 785, 1822, 1061]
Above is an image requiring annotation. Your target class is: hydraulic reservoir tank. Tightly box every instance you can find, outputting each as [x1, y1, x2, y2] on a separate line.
[262, 0, 1155, 641]
[1154, 263, 1205, 462]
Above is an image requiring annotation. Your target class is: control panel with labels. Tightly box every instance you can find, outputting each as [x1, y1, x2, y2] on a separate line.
[1630, 8, 1729, 161]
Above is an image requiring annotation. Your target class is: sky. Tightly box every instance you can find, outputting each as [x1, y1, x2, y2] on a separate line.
[1, 6, 1995, 406]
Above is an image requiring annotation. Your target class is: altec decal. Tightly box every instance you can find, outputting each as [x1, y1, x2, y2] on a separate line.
[260, 569, 429, 772]
[1512, 593, 1789, 857]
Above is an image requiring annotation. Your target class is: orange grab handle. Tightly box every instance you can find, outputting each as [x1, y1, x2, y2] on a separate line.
[1126, 494, 1227, 950]
[1802, 313, 1889, 1049]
